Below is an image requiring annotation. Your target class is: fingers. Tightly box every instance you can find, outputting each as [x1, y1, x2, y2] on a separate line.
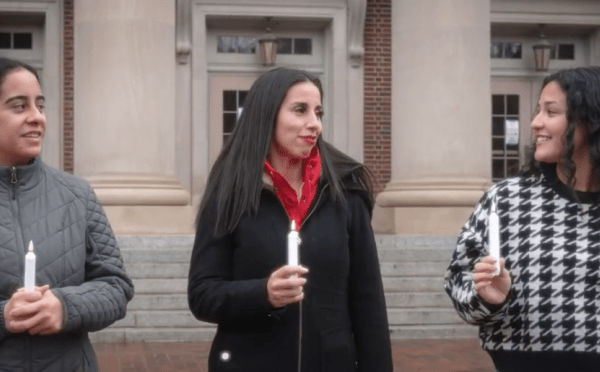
[271, 265, 308, 279]
[267, 265, 309, 308]
[7, 289, 64, 335]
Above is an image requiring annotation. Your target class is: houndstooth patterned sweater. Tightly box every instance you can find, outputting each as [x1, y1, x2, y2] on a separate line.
[445, 166, 600, 367]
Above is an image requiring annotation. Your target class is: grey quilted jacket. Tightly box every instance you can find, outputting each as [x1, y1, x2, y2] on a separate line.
[0, 158, 134, 372]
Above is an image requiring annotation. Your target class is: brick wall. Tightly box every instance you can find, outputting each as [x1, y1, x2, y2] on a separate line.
[364, 0, 392, 194]
[63, 0, 74, 173]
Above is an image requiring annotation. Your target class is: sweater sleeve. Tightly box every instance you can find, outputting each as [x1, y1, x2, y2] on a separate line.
[444, 186, 509, 325]
[187, 201, 273, 325]
[52, 184, 134, 333]
[347, 193, 393, 372]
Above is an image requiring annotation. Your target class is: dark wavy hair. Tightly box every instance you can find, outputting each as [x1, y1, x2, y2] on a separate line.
[0, 58, 40, 94]
[524, 66, 600, 189]
[197, 67, 373, 236]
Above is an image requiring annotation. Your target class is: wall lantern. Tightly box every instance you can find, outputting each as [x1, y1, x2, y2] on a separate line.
[532, 25, 552, 72]
[258, 17, 279, 66]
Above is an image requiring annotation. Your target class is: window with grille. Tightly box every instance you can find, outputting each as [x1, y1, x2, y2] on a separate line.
[492, 94, 521, 182]
[222, 90, 248, 145]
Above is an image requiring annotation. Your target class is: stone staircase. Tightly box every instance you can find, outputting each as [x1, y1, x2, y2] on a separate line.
[90, 235, 478, 343]
[376, 235, 478, 339]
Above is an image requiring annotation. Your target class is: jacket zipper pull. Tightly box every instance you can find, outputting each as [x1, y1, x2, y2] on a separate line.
[10, 167, 17, 199]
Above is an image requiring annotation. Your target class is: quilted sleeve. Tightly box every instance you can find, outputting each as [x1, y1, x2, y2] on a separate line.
[53, 183, 134, 333]
[443, 186, 509, 325]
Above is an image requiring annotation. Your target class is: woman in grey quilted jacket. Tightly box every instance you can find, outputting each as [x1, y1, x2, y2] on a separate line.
[0, 58, 134, 371]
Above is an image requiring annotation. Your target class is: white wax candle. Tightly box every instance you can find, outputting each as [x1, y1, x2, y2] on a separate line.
[488, 210, 501, 276]
[24, 240, 36, 291]
[287, 221, 300, 267]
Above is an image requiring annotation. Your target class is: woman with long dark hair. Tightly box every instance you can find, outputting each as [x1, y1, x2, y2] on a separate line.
[445, 66, 600, 372]
[188, 67, 392, 371]
[0, 58, 133, 371]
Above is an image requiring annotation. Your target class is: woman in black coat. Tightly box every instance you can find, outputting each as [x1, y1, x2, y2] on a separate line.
[188, 67, 392, 372]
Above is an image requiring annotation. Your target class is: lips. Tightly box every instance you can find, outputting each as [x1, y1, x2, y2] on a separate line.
[22, 131, 42, 139]
[301, 136, 316, 145]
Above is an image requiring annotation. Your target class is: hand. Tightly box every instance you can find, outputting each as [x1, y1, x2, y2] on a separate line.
[4, 287, 44, 333]
[473, 256, 511, 305]
[6, 285, 65, 335]
[267, 265, 308, 308]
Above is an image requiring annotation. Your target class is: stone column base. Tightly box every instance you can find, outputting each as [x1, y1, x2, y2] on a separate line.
[375, 176, 492, 235]
[87, 174, 195, 235]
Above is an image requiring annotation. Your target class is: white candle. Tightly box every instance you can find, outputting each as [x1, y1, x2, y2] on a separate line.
[489, 209, 501, 276]
[24, 240, 36, 291]
[287, 221, 300, 267]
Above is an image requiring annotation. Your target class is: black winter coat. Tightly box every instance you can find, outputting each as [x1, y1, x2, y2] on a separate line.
[188, 173, 393, 372]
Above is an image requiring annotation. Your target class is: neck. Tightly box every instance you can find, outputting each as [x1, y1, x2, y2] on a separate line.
[268, 152, 303, 191]
[556, 152, 600, 192]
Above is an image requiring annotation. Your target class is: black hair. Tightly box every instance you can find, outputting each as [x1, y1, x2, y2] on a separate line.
[524, 66, 600, 190]
[0, 58, 40, 95]
[197, 67, 373, 236]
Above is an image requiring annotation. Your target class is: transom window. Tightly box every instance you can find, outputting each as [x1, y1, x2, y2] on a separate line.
[217, 35, 313, 56]
[0, 31, 33, 49]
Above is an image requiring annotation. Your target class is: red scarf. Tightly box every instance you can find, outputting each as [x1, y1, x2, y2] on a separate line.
[264, 147, 321, 230]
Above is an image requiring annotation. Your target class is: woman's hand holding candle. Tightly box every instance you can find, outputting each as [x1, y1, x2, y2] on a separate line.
[3, 285, 64, 335]
[267, 265, 308, 308]
[472, 256, 512, 305]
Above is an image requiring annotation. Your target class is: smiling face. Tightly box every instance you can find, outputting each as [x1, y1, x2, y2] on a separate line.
[0, 68, 45, 167]
[269, 81, 323, 162]
[531, 80, 586, 164]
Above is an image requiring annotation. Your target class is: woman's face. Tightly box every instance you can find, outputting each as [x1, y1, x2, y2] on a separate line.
[0, 68, 45, 167]
[270, 81, 323, 162]
[531, 80, 586, 163]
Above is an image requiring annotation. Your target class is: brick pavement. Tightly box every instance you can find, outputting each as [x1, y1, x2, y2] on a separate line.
[94, 338, 496, 372]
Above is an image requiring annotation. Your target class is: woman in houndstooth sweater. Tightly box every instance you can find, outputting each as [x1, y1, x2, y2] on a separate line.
[445, 67, 600, 372]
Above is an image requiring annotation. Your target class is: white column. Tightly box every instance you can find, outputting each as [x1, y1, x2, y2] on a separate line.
[74, 0, 193, 234]
[376, 0, 492, 234]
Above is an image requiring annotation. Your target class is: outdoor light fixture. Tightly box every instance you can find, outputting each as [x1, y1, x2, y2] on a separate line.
[258, 17, 279, 66]
[532, 25, 552, 72]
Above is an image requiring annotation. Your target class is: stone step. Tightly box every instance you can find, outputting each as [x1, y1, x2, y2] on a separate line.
[133, 278, 188, 294]
[90, 327, 217, 343]
[121, 249, 192, 264]
[91, 324, 478, 344]
[385, 292, 454, 308]
[127, 294, 189, 310]
[375, 235, 457, 250]
[378, 248, 453, 263]
[127, 263, 191, 279]
[117, 236, 195, 250]
[380, 261, 449, 277]
[388, 324, 479, 339]
[387, 308, 465, 326]
[383, 277, 444, 292]
[127, 292, 454, 312]
[113, 307, 465, 330]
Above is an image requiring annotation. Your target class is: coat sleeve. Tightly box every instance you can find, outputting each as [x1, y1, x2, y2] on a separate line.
[187, 202, 273, 325]
[443, 186, 509, 325]
[52, 184, 134, 333]
[347, 193, 393, 372]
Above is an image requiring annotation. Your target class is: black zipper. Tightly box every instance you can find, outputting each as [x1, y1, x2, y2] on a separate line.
[10, 167, 17, 200]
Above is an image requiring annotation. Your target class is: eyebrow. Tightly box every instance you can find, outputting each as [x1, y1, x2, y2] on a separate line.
[4, 95, 45, 105]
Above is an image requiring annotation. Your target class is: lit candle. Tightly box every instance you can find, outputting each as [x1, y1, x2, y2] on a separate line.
[24, 240, 36, 291]
[488, 207, 501, 276]
[287, 221, 300, 267]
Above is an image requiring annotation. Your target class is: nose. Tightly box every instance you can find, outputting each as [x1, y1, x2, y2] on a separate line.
[27, 106, 46, 127]
[531, 111, 542, 130]
[307, 112, 322, 132]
